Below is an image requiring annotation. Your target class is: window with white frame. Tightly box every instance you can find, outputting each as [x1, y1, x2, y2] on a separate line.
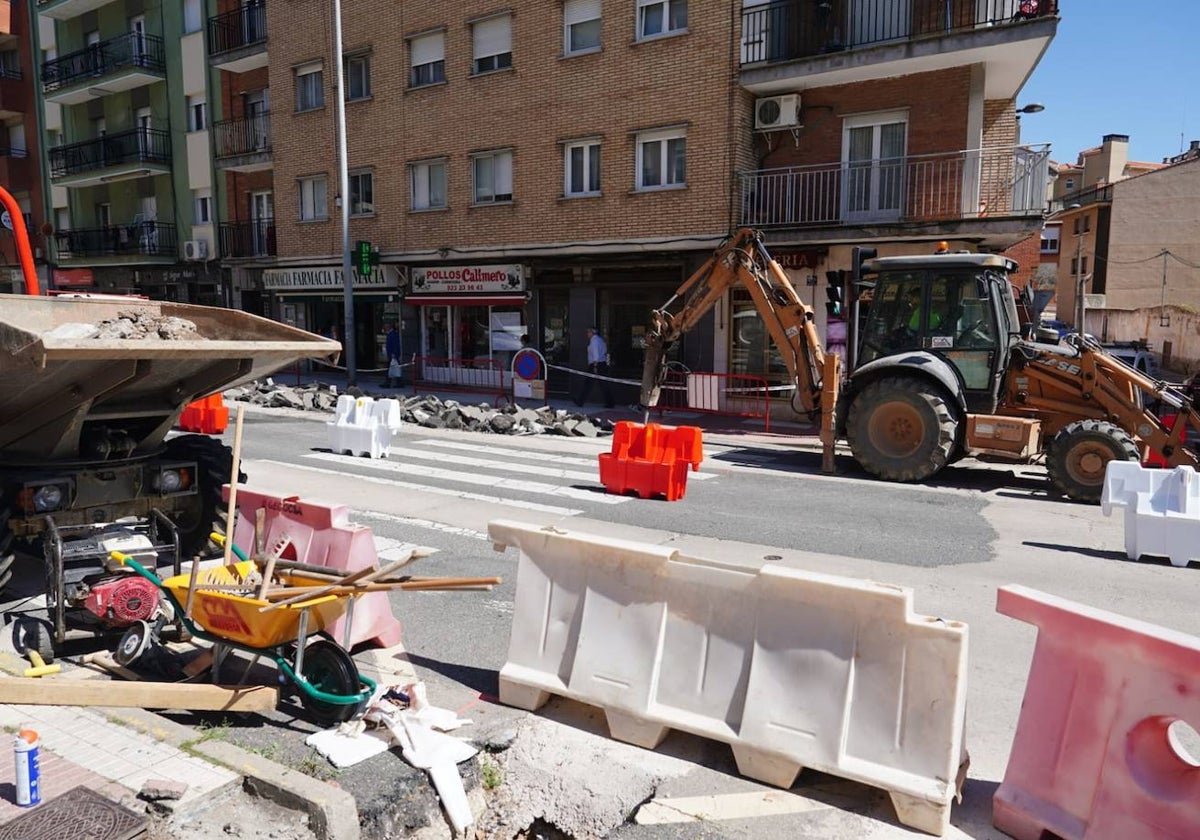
[294, 62, 324, 112]
[472, 15, 512, 74]
[636, 128, 686, 190]
[298, 175, 328, 220]
[637, 0, 687, 39]
[472, 149, 513, 204]
[564, 139, 600, 197]
[345, 54, 371, 101]
[564, 0, 601, 54]
[193, 189, 212, 224]
[409, 31, 445, 87]
[1040, 226, 1060, 254]
[183, 0, 203, 34]
[410, 159, 447, 210]
[186, 95, 207, 131]
[349, 171, 374, 215]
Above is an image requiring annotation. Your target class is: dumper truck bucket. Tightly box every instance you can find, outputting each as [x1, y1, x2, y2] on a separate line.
[0, 294, 341, 459]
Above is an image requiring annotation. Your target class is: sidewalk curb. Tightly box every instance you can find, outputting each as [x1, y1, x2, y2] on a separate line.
[106, 707, 361, 840]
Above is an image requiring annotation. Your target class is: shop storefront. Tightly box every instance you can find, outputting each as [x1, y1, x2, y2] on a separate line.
[264, 265, 404, 371]
[407, 264, 529, 387]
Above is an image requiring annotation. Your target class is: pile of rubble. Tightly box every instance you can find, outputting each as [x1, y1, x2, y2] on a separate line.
[223, 380, 613, 437]
[45, 311, 203, 342]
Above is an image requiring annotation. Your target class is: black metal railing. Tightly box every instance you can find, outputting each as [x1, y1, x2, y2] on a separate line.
[212, 113, 272, 159]
[741, 0, 1057, 65]
[0, 66, 22, 81]
[739, 144, 1050, 228]
[1048, 184, 1113, 214]
[42, 32, 166, 92]
[48, 128, 171, 178]
[218, 219, 276, 257]
[0, 145, 27, 158]
[55, 221, 178, 259]
[208, 3, 267, 57]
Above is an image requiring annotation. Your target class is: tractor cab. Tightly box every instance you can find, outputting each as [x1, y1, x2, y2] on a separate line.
[857, 252, 1021, 414]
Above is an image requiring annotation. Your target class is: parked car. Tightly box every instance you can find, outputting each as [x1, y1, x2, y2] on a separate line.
[1103, 342, 1159, 378]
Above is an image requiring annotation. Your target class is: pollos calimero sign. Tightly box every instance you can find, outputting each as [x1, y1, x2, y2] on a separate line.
[410, 264, 526, 295]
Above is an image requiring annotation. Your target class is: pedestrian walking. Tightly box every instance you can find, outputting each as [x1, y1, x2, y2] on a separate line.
[384, 322, 401, 387]
[574, 326, 614, 408]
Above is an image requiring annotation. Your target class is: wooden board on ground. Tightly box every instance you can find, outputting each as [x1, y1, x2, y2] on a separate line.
[0, 675, 278, 711]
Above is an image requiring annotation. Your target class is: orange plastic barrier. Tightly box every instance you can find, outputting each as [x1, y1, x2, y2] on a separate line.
[598, 421, 703, 501]
[177, 394, 230, 434]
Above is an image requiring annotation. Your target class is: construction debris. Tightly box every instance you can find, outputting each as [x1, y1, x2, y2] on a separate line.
[224, 380, 614, 437]
[93, 310, 203, 340]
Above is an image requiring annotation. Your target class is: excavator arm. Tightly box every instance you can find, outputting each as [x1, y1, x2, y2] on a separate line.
[639, 228, 826, 419]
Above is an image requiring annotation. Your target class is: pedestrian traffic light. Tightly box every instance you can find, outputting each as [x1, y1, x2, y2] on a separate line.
[851, 246, 877, 285]
[825, 269, 847, 319]
[354, 240, 378, 277]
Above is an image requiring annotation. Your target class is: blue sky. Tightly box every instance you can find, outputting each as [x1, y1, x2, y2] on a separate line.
[1018, 1, 1196, 166]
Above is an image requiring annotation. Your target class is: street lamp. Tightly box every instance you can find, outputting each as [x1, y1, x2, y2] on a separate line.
[333, 0, 355, 385]
[1016, 103, 1045, 115]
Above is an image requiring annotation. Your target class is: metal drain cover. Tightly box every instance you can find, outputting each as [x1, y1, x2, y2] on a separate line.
[0, 785, 147, 840]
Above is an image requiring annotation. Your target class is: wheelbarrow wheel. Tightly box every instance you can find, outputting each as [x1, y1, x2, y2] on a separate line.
[299, 640, 360, 726]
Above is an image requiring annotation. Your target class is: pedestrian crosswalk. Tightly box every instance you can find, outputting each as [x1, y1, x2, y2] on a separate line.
[257, 432, 719, 519]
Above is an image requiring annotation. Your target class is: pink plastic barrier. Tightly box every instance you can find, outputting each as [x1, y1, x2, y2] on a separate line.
[222, 487, 402, 649]
[994, 585, 1200, 840]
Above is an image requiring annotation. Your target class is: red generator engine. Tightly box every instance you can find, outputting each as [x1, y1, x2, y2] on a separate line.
[81, 575, 161, 628]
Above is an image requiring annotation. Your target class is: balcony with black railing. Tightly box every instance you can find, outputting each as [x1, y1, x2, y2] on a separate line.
[212, 113, 273, 171]
[739, 144, 1050, 241]
[1049, 184, 1113, 215]
[54, 221, 178, 260]
[219, 219, 276, 258]
[48, 128, 171, 186]
[208, 3, 268, 72]
[740, 0, 1058, 96]
[42, 32, 165, 104]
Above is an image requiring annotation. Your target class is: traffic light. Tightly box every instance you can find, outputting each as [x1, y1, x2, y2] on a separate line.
[825, 269, 847, 319]
[354, 240, 379, 277]
[851, 246, 877, 285]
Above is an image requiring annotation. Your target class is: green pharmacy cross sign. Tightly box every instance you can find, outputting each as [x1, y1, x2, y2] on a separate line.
[354, 240, 380, 277]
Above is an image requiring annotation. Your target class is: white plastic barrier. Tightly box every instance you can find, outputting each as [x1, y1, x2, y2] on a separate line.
[1101, 461, 1200, 568]
[489, 519, 970, 836]
[326, 395, 403, 459]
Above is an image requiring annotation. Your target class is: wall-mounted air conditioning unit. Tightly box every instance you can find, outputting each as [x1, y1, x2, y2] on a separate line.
[184, 239, 208, 261]
[755, 94, 802, 131]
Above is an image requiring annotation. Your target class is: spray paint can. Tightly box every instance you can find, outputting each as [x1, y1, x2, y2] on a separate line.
[14, 728, 40, 807]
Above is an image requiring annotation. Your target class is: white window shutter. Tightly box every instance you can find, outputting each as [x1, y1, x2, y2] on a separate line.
[495, 152, 513, 195]
[295, 60, 322, 77]
[474, 15, 511, 59]
[411, 32, 443, 66]
[565, 0, 601, 25]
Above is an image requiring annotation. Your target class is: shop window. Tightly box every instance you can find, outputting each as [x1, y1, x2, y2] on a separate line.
[730, 289, 788, 385]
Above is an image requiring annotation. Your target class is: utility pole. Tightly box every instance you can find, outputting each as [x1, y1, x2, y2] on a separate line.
[1074, 227, 1087, 333]
[333, 0, 355, 385]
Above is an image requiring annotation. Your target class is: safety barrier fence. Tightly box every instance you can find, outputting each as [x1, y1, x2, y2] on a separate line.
[409, 355, 506, 405]
[652, 369, 771, 431]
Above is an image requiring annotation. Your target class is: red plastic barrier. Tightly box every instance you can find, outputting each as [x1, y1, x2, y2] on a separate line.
[177, 394, 230, 434]
[598, 421, 703, 501]
[223, 487, 403, 649]
[994, 585, 1200, 840]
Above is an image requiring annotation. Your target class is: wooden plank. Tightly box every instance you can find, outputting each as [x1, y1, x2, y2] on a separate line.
[0, 676, 278, 712]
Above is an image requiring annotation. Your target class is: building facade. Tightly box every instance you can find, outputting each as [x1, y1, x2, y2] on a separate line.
[31, 0, 220, 302]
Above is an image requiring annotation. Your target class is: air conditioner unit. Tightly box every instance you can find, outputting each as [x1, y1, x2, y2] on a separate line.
[755, 94, 802, 130]
[184, 239, 208, 261]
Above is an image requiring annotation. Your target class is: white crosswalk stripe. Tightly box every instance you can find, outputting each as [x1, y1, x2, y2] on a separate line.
[306, 451, 631, 505]
[414, 439, 717, 480]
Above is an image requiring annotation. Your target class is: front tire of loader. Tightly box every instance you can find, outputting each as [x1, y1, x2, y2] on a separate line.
[846, 376, 959, 482]
[1046, 419, 1139, 503]
[164, 434, 245, 558]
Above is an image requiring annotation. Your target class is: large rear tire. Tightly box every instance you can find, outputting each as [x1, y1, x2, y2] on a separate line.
[163, 434, 245, 558]
[1046, 419, 1139, 503]
[846, 377, 959, 482]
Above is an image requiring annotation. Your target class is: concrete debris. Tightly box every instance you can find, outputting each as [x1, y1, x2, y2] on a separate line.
[139, 777, 188, 801]
[93, 310, 203, 341]
[224, 381, 614, 437]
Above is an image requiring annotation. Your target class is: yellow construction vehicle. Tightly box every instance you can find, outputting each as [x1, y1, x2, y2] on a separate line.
[640, 229, 1199, 502]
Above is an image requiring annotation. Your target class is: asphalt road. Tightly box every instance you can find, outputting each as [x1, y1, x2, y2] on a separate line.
[183, 403, 1200, 840]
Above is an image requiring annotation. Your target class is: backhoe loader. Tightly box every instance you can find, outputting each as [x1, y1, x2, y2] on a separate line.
[640, 228, 1199, 502]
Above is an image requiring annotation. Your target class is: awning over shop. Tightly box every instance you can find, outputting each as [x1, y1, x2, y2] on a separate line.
[407, 294, 526, 306]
